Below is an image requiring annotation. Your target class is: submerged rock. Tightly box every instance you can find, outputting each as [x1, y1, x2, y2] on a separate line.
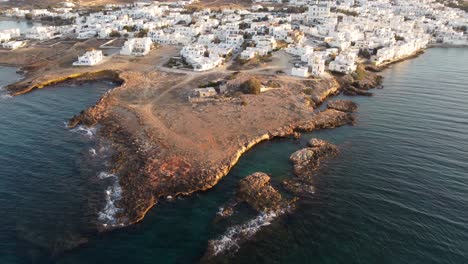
[290, 138, 338, 179]
[327, 100, 358, 113]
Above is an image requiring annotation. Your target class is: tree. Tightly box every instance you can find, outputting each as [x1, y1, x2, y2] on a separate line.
[358, 49, 371, 59]
[25, 13, 33, 20]
[109, 31, 121, 38]
[136, 29, 149, 38]
[241, 78, 262, 94]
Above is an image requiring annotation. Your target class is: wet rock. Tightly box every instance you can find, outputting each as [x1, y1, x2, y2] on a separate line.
[343, 86, 373, 96]
[327, 100, 358, 113]
[298, 109, 355, 131]
[290, 139, 338, 179]
[237, 172, 287, 212]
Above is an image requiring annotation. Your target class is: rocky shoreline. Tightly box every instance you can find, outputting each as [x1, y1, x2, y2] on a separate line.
[4, 64, 382, 230]
[2, 56, 384, 263]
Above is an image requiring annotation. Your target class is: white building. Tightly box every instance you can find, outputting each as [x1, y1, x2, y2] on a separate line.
[2, 41, 25, 50]
[120, 37, 152, 56]
[0, 28, 20, 43]
[308, 56, 326, 76]
[24, 26, 56, 40]
[307, 1, 331, 24]
[73, 50, 104, 66]
[291, 66, 310, 77]
[328, 52, 357, 74]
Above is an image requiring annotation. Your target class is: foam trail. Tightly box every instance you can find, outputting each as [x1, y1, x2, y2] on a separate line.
[0, 86, 12, 100]
[97, 174, 123, 227]
[209, 210, 285, 256]
[97, 171, 116, 180]
[70, 125, 97, 138]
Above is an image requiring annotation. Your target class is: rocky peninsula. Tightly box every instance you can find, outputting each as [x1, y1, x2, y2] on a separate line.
[2, 43, 382, 229]
[3, 63, 380, 228]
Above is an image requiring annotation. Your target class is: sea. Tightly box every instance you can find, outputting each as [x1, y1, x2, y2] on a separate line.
[0, 40, 467, 263]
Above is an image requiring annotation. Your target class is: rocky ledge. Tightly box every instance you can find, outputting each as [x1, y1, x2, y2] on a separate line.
[282, 138, 339, 195]
[290, 138, 339, 180]
[327, 100, 359, 113]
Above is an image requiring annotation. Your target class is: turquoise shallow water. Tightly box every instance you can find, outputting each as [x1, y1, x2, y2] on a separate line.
[0, 47, 467, 263]
[0, 19, 41, 32]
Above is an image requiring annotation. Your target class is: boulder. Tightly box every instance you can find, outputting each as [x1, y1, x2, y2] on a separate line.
[327, 100, 358, 113]
[290, 139, 338, 179]
[237, 172, 286, 212]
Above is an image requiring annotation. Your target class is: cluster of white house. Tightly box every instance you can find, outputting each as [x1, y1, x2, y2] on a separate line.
[1, 0, 466, 72]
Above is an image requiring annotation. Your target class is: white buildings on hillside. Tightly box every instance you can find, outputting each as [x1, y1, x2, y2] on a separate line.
[24, 26, 57, 40]
[329, 52, 357, 74]
[307, 1, 331, 24]
[120, 37, 152, 56]
[73, 50, 104, 66]
[181, 44, 224, 71]
[0, 29, 20, 43]
[1, 0, 465, 73]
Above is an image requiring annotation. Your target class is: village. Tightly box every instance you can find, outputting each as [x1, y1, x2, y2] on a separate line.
[0, 0, 467, 98]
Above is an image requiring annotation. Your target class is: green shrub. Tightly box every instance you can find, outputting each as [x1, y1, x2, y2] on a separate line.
[241, 78, 262, 94]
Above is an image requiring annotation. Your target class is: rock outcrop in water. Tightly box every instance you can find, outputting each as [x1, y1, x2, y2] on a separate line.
[237, 172, 290, 212]
[290, 138, 339, 180]
[283, 138, 339, 195]
[203, 172, 295, 261]
[334, 65, 383, 97]
[327, 100, 358, 113]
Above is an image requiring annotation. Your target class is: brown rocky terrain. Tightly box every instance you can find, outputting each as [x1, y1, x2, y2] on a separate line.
[65, 69, 356, 227]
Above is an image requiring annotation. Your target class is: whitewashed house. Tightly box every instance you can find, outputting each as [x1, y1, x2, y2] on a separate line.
[307, 1, 331, 24]
[328, 52, 357, 74]
[24, 27, 56, 40]
[0, 28, 20, 43]
[73, 50, 104, 66]
[120, 37, 152, 56]
[308, 56, 326, 76]
[291, 66, 310, 77]
[2, 41, 25, 50]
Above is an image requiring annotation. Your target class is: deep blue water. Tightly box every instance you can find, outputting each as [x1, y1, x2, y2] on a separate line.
[0, 47, 467, 264]
[0, 72, 116, 264]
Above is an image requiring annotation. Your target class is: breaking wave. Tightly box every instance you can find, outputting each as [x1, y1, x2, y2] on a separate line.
[0, 86, 12, 100]
[89, 148, 97, 156]
[97, 171, 117, 180]
[70, 125, 97, 138]
[209, 210, 285, 256]
[97, 172, 123, 228]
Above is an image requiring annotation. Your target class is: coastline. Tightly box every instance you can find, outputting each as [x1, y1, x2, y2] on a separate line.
[2, 52, 386, 229]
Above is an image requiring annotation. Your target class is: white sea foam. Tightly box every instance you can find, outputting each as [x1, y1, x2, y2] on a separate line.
[210, 210, 285, 256]
[97, 171, 116, 180]
[89, 148, 97, 156]
[0, 86, 12, 100]
[70, 125, 97, 138]
[98, 178, 122, 226]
